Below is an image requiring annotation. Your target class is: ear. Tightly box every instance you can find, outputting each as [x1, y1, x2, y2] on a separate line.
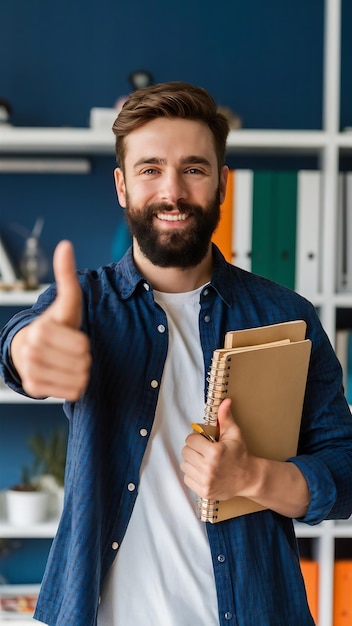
[114, 168, 127, 208]
[219, 166, 229, 205]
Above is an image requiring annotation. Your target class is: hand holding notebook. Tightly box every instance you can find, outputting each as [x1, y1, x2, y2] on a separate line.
[188, 321, 312, 523]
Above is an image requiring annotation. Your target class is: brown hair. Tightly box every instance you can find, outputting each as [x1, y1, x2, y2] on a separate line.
[112, 81, 229, 173]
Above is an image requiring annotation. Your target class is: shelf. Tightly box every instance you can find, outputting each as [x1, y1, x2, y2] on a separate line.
[0, 517, 59, 538]
[0, 584, 38, 624]
[333, 523, 352, 537]
[226, 129, 327, 154]
[332, 293, 352, 307]
[0, 285, 49, 306]
[0, 127, 115, 155]
[294, 520, 332, 538]
[0, 615, 44, 624]
[337, 132, 352, 152]
[0, 127, 329, 157]
[0, 158, 91, 174]
[0, 388, 63, 404]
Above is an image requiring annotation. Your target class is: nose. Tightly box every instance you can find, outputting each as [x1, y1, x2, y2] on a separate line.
[159, 170, 187, 205]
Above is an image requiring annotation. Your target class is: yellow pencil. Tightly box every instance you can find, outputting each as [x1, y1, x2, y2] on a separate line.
[191, 422, 216, 442]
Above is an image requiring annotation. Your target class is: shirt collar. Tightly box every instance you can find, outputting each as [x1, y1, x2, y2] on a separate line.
[114, 243, 234, 307]
[208, 244, 234, 308]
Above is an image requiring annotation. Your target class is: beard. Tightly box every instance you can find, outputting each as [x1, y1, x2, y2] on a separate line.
[124, 188, 221, 269]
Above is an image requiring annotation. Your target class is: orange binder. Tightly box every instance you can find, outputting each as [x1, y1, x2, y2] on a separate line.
[334, 560, 352, 625]
[212, 169, 234, 262]
[300, 559, 319, 624]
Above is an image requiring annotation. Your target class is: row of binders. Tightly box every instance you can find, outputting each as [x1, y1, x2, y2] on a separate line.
[301, 559, 352, 625]
[336, 330, 352, 405]
[212, 169, 352, 297]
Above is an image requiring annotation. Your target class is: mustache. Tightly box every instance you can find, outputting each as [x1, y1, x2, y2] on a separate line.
[145, 202, 203, 218]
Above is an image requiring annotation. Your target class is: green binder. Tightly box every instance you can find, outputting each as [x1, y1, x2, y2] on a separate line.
[251, 171, 297, 289]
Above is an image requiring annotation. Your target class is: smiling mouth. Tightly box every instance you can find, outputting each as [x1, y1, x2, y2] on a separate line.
[156, 212, 188, 222]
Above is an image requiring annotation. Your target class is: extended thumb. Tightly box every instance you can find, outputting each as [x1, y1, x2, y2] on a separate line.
[50, 240, 82, 328]
[217, 398, 239, 441]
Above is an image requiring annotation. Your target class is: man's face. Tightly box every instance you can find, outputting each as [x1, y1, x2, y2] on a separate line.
[115, 118, 228, 268]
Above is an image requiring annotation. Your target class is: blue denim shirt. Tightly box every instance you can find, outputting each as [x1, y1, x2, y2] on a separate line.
[1, 245, 352, 626]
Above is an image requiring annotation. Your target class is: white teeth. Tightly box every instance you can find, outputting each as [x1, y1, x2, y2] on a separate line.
[156, 213, 187, 222]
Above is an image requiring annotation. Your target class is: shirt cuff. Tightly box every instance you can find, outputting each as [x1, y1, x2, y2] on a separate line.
[288, 455, 336, 525]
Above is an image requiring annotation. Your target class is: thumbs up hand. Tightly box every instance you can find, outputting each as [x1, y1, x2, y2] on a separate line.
[50, 239, 83, 329]
[11, 241, 92, 401]
[181, 398, 258, 502]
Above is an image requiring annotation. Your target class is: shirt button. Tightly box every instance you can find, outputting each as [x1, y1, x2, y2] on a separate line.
[151, 379, 159, 388]
[157, 324, 166, 333]
[203, 288, 209, 296]
[224, 612, 233, 621]
[112, 541, 119, 550]
[128, 482, 136, 491]
[140, 428, 148, 437]
[217, 554, 226, 563]
[204, 315, 211, 323]
[143, 282, 150, 291]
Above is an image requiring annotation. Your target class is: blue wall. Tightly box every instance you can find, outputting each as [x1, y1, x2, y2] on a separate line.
[1, 1, 324, 130]
[0, 0, 327, 277]
[1, 0, 351, 584]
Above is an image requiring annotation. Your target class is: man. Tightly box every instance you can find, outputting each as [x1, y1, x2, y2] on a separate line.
[1, 81, 352, 626]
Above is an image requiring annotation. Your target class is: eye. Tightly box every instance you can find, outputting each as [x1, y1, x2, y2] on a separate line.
[141, 167, 159, 175]
[185, 167, 204, 175]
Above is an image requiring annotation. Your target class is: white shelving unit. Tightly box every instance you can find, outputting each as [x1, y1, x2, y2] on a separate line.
[0, 584, 46, 624]
[0, 1, 350, 623]
[0, 284, 64, 404]
[0, 518, 59, 540]
[0, 285, 62, 624]
[0, 285, 49, 306]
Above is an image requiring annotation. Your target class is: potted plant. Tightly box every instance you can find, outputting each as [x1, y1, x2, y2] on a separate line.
[28, 428, 67, 516]
[6, 428, 67, 526]
[6, 463, 49, 528]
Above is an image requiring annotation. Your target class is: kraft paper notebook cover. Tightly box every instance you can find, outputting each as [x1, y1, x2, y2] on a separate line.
[198, 320, 312, 523]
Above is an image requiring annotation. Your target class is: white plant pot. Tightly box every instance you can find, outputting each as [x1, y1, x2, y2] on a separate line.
[56, 486, 65, 516]
[33, 474, 64, 517]
[6, 489, 49, 526]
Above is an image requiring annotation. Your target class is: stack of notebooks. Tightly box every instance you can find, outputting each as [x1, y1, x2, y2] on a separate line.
[195, 320, 311, 523]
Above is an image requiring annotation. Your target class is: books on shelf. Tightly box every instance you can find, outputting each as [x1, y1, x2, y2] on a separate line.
[333, 561, 352, 625]
[335, 330, 352, 405]
[212, 169, 322, 296]
[212, 169, 234, 263]
[295, 170, 321, 298]
[232, 169, 253, 272]
[197, 320, 311, 523]
[252, 170, 298, 290]
[336, 172, 352, 294]
[300, 559, 319, 624]
[0, 584, 39, 621]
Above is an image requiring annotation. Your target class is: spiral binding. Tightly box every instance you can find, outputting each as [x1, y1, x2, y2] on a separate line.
[198, 498, 219, 521]
[199, 352, 231, 521]
[203, 353, 231, 425]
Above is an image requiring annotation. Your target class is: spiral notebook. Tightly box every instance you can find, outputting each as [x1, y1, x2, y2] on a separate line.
[197, 320, 312, 523]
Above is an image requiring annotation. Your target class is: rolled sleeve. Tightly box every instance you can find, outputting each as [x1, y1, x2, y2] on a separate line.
[288, 455, 337, 524]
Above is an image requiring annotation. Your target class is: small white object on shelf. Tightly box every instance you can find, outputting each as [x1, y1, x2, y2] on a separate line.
[0, 237, 17, 286]
[89, 107, 118, 130]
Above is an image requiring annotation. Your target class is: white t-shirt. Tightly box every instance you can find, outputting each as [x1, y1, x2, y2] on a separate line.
[97, 286, 218, 626]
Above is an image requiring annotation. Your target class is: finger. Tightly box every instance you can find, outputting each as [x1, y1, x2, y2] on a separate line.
[50, 240, 82, 329]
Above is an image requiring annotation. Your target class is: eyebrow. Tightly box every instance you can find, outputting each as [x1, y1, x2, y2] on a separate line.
[132, 155, 213, 169]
